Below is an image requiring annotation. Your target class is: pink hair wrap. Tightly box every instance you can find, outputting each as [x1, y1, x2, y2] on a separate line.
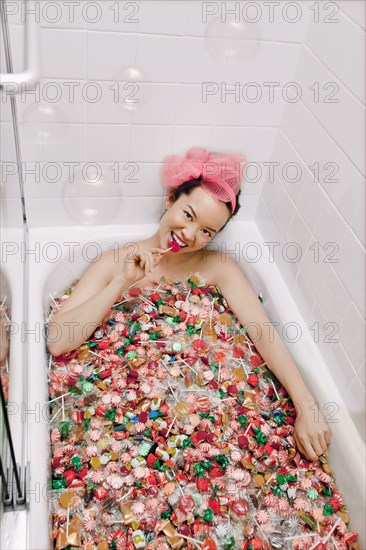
[162, 147, 247, 214]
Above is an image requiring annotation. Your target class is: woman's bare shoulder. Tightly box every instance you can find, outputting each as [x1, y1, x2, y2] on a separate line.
[200, 249, 232, 285]
[206, 250, 250, 288]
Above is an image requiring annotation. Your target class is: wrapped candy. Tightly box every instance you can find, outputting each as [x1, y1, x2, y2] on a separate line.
[47, 273, 360, 549]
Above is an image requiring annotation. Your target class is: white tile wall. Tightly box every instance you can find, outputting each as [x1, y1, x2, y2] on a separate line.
[306, 7, 365, 104]
[1, 1, 365, 439]
[257, 0, 365, 440]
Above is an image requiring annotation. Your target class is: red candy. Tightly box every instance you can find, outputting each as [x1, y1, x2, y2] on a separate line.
[247, 373, 259, 387]
[178, 495, 195, 514]
[233, 345, 245, 358]
[128, 287, 142, 298]
[94, 486, 107, 500]
[47, 272, 358, 550]
[237, 435, 249, 448]
[231, 499, 249, 516]
[202, 538, 217, 550]
[170, 239, 181, 252]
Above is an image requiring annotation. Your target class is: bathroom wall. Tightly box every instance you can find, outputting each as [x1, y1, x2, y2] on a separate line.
[3, 0, 311, 226]
[1, 1, 365, 440]
[258, 1, 365, 440]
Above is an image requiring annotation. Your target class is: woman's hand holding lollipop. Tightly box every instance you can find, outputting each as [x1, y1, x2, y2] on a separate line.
[120, 242, 181, 292]
[122, 247, 164, 285]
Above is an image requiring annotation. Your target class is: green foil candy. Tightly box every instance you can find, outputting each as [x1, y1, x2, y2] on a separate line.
[172, 342, 183, 353]
[139, 442, 152, 456]
[202, 508, 214, 522]
[307, 488, 319, 500]
[223, 536, 236, 550]
[323, 503, 336, 515]
[237, 415, 247, 427]
[82, 382, 94, 393]
[52, 477, 67, 490]
[60, 421, 71, 439]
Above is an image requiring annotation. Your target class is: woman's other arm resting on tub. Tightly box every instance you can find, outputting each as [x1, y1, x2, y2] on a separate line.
[47, 251, 129, 356]
[216, 254, 314, 412]
[217, 255, 332, 461]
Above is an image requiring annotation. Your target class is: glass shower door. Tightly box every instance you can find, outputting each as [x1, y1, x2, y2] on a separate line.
[0, 0, 39, 518]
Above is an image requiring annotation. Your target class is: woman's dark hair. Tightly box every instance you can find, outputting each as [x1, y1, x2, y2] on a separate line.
[160, 177, 242, 233]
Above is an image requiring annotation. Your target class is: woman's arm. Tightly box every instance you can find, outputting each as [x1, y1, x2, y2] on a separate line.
[47, 251, 128, 356]
[216, 254, 331, 460]
[0, 316, 10, 362]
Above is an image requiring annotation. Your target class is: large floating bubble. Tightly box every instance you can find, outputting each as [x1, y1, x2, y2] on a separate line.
[110, 66, 151, 112]
[61, 165, 122, 225]
[205, 15, 260, 65]
[22, 103, 69, 144]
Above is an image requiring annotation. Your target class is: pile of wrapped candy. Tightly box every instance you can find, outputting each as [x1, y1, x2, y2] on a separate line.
[0, 302, 10, 404]
[47, 273, 360, 550]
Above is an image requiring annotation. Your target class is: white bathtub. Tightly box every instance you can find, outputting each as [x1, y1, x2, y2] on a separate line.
[7, 222, 365, 549]
[0, 226, 27, 549]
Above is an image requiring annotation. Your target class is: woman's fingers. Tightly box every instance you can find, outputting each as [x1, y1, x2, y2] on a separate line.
[148, 250, 163, 271]
[149, 247, 166, 253]
[146, 252, 154, 275]
[304, 440, 318, 462]
[294, 432, 308, 458]
[147, 253, 153, 275]
[294, 431, 317, 462]
[310, 436, 324, 458]
[296, 430, 330, 461]
[134, 247, 166, 277]
[142, 252, 149, 275]
[318, 432, 328, 455]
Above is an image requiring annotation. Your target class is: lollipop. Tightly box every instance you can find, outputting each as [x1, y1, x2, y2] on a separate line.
[170, 240, 181, 253]
[164, 240, 181, 253]
[121, 244, 180, 295]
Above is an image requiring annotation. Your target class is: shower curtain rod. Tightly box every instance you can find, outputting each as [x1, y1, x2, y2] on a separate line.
[0, 0, 40, 91]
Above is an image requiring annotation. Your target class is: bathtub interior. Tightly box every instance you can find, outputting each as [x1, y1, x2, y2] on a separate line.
[41, 224, 280, 325]
[0, 227, 25, 462]
[0, 270, 11, 452]
[25, 223, 366, 548]
[0, 269, 11, 381]
[0, 229, 29, 550]
[0, 270, 9, 523]
[0, 270, 12, 313]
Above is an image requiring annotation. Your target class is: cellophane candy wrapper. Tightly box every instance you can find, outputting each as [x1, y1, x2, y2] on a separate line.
[46, 273, 360, 550]
[0, 302, 10, 404]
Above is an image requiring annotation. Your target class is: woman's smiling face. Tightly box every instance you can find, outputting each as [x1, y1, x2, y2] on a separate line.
[160, 185, 231, 254]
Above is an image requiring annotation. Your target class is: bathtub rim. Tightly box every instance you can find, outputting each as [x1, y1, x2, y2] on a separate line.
[25, 222, 365, 550]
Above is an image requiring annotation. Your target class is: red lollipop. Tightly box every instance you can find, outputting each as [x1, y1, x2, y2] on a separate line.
[170, 240, 181, 252]
[128, 286, 142, 298]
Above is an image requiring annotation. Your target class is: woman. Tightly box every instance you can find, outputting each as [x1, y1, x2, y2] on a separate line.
[47, 148, 357, 550]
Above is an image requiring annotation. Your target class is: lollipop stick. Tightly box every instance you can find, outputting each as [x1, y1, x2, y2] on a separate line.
[269, 378, 280, 400]
[122, 247, 174, 294]
[177, 533, 203, 546]
[116, 488, 133, 503]
[66, 505, 70, 537]
[166, 414, 177, 437]
[167, 380, 178, 402]
[47, 392, 71, 404]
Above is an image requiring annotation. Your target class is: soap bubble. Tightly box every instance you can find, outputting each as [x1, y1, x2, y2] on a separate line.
[61, 165, 122, 225]
[205, 15, 260, 65]
[110, 66, 151, 111]
[22, 103, 69, 144]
